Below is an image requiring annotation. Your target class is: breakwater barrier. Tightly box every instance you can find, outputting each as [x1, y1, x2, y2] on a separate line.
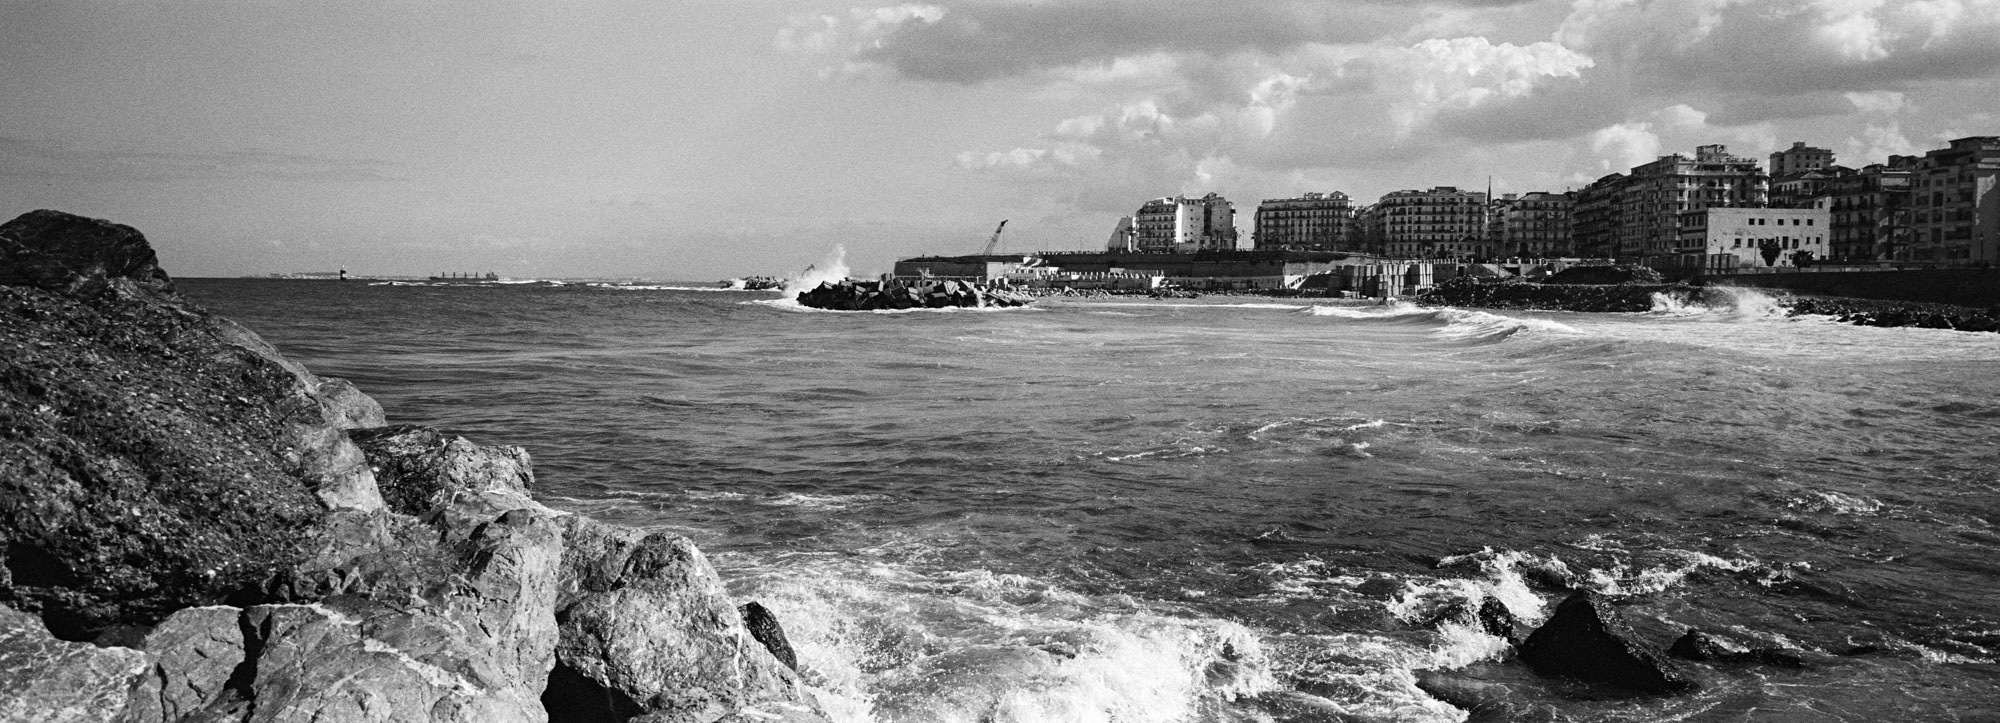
[795, 277, 1034, 311]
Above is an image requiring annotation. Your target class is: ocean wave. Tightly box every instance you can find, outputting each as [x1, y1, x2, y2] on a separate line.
[1648, 287, 1789, 320]
[719, 559, 1280, 723]
[1306, 301, 1582, 343]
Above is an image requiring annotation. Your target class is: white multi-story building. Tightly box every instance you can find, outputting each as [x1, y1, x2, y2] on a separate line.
[1132, 193, 1238, 252]
[1677, 206, 1830, 270]
[1375, 187, 1489, 259]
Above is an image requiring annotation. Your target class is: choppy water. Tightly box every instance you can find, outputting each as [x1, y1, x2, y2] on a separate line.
[180, 278, 2000, 722]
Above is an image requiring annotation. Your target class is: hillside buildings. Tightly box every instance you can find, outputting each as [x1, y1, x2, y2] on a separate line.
[1253, 192, 1354, 251]
[1131, 193, 1238, 252]
[1908, 136, 2000, 264]
[1770, 141, 1835, 177]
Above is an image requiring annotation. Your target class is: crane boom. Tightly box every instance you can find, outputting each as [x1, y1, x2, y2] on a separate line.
[981, 220, 1008, 255]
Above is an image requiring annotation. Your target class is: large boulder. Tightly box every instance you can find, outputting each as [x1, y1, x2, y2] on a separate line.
[549, 516, 824, 723]
[0, 210, 170, 294]
[1516, 591, 1694, 694]
[0, 210, 385, 639]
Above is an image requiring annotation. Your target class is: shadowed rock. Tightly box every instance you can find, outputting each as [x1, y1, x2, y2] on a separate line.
[1516, 591, 1694, 694]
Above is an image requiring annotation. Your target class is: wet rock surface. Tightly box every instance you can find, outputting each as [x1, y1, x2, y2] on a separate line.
[0, 210, 827, 722]
[1516, 591, 1695, 694]
[1785, 295, 2000, 333]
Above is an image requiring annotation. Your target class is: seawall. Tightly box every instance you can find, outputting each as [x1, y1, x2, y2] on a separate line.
[1699, 268, 2000, 309]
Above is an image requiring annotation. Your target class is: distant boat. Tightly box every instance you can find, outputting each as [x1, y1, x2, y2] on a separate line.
[428, 272, 501, 282]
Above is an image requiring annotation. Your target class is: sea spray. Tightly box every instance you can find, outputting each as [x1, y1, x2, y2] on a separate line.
[784, 245, 854, 299]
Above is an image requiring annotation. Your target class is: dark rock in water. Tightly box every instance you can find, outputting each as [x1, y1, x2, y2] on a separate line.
[1669, 629, 1809, 669]
[1477, 597, 1525, 645]
[1517, 591, 1695, 694]
[741, 600, 799, 672]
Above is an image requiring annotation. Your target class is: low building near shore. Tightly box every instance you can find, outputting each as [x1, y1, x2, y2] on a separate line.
[1676, 206, 1831, 271]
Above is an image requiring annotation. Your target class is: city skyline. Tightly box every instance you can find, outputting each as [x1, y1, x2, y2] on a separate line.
[4, 0, 1998, 279]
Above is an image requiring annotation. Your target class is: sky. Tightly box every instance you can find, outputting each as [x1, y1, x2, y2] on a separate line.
[4, 0, 1998, 280]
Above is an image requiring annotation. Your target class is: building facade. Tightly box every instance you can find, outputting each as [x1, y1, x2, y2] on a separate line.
[1620, 144, 1768, 257]
[1769, 141, 1835, 177]
[1677, 206, 1831, 270]
[1254, 192, 1353, 251]
[1908, 136, 2000, 264]
[1827, 158, 1915, 262]
[1489, 191, 1575, 258]
[1132, 193, 1238, 252]
[1572, 173, 1625, 258]
[1375, 187, 1489, 259]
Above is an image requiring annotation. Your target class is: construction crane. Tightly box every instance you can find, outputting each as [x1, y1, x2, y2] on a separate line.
[980, 220, 1008, 255]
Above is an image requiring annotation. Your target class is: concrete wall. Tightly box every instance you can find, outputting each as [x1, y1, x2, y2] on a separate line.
[1703, 268, 2000, 308]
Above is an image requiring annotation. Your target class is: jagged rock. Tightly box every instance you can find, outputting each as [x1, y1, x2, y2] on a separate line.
[740, 601, 799, 672]
[0, 603, 153, 723]
[1668, 629, 1808, 669]
[1, 210, 830, 723]
[1516, 591, 1694, 694]
[1542, 265, 1664, 285]
[351, 426, 539, 546]
[552, 516, 821, 722]
[795, 278, 1031, 311]
[0, 210, 170, 294]
[0, 210, 372, 639]
[117, 605, 245, 723]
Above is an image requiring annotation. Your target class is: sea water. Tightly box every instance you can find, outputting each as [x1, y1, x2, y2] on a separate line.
[180, 278, 2000, 722]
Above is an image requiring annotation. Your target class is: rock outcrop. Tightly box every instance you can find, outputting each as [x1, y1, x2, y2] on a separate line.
[1516, 591, 1694, 694]
[0, 210, 827, 722]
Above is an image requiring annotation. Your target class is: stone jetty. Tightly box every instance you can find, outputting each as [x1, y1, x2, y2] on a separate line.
[0, 210, 828, 723]
[794, 277, 1033, 311]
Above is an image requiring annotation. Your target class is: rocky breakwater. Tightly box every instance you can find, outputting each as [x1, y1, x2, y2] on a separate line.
[0, 210, 825, 723]
[1417, 265, 1706, 313]
[1785, 296, 2000, 333]
[795, 277, 1032, 311]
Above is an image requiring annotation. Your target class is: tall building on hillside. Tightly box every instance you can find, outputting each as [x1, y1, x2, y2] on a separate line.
[1254, 192, 1353, 251]
[1132, 193, 1238, 252]
[1620, 144, 1767, 257]
[1376, 187, 1489, 259]
[1770, 167, 1845, 209]
[1489, 191, 1575, 258]
[1828, 157, 1915, 261]
[1770, 141, 1835, 177]
[1573, 173, 1625, 258]
[1909, 136, 2000, 263]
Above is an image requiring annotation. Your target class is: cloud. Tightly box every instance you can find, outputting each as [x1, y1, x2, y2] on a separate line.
[779, 0, 1414, 83]
[0, 137, 402, 183]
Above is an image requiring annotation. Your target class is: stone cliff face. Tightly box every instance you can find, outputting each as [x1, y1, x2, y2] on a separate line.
[0, 210, 825, 723]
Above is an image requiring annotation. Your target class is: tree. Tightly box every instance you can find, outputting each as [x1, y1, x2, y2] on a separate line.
[1758, 239, 1783, 267]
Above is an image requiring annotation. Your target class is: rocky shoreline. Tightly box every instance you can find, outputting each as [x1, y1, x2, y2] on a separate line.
[1418, 274, 2000, 332]
[1, 210, 825, 722]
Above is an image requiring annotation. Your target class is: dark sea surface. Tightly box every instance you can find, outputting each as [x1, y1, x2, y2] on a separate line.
[179, 277, 2000, 722]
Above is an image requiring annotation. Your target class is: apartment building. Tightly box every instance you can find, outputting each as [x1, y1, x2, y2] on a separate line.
[1132, 193, 1238, 252]
[1488, 191, 1575, 258]
[1254, 192, 1353, 251]
[1908, 136, 2000, 263]
[1375, 187, 1489, 259]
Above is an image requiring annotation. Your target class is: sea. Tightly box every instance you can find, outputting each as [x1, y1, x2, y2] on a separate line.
[177, 272, 2000, 722]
